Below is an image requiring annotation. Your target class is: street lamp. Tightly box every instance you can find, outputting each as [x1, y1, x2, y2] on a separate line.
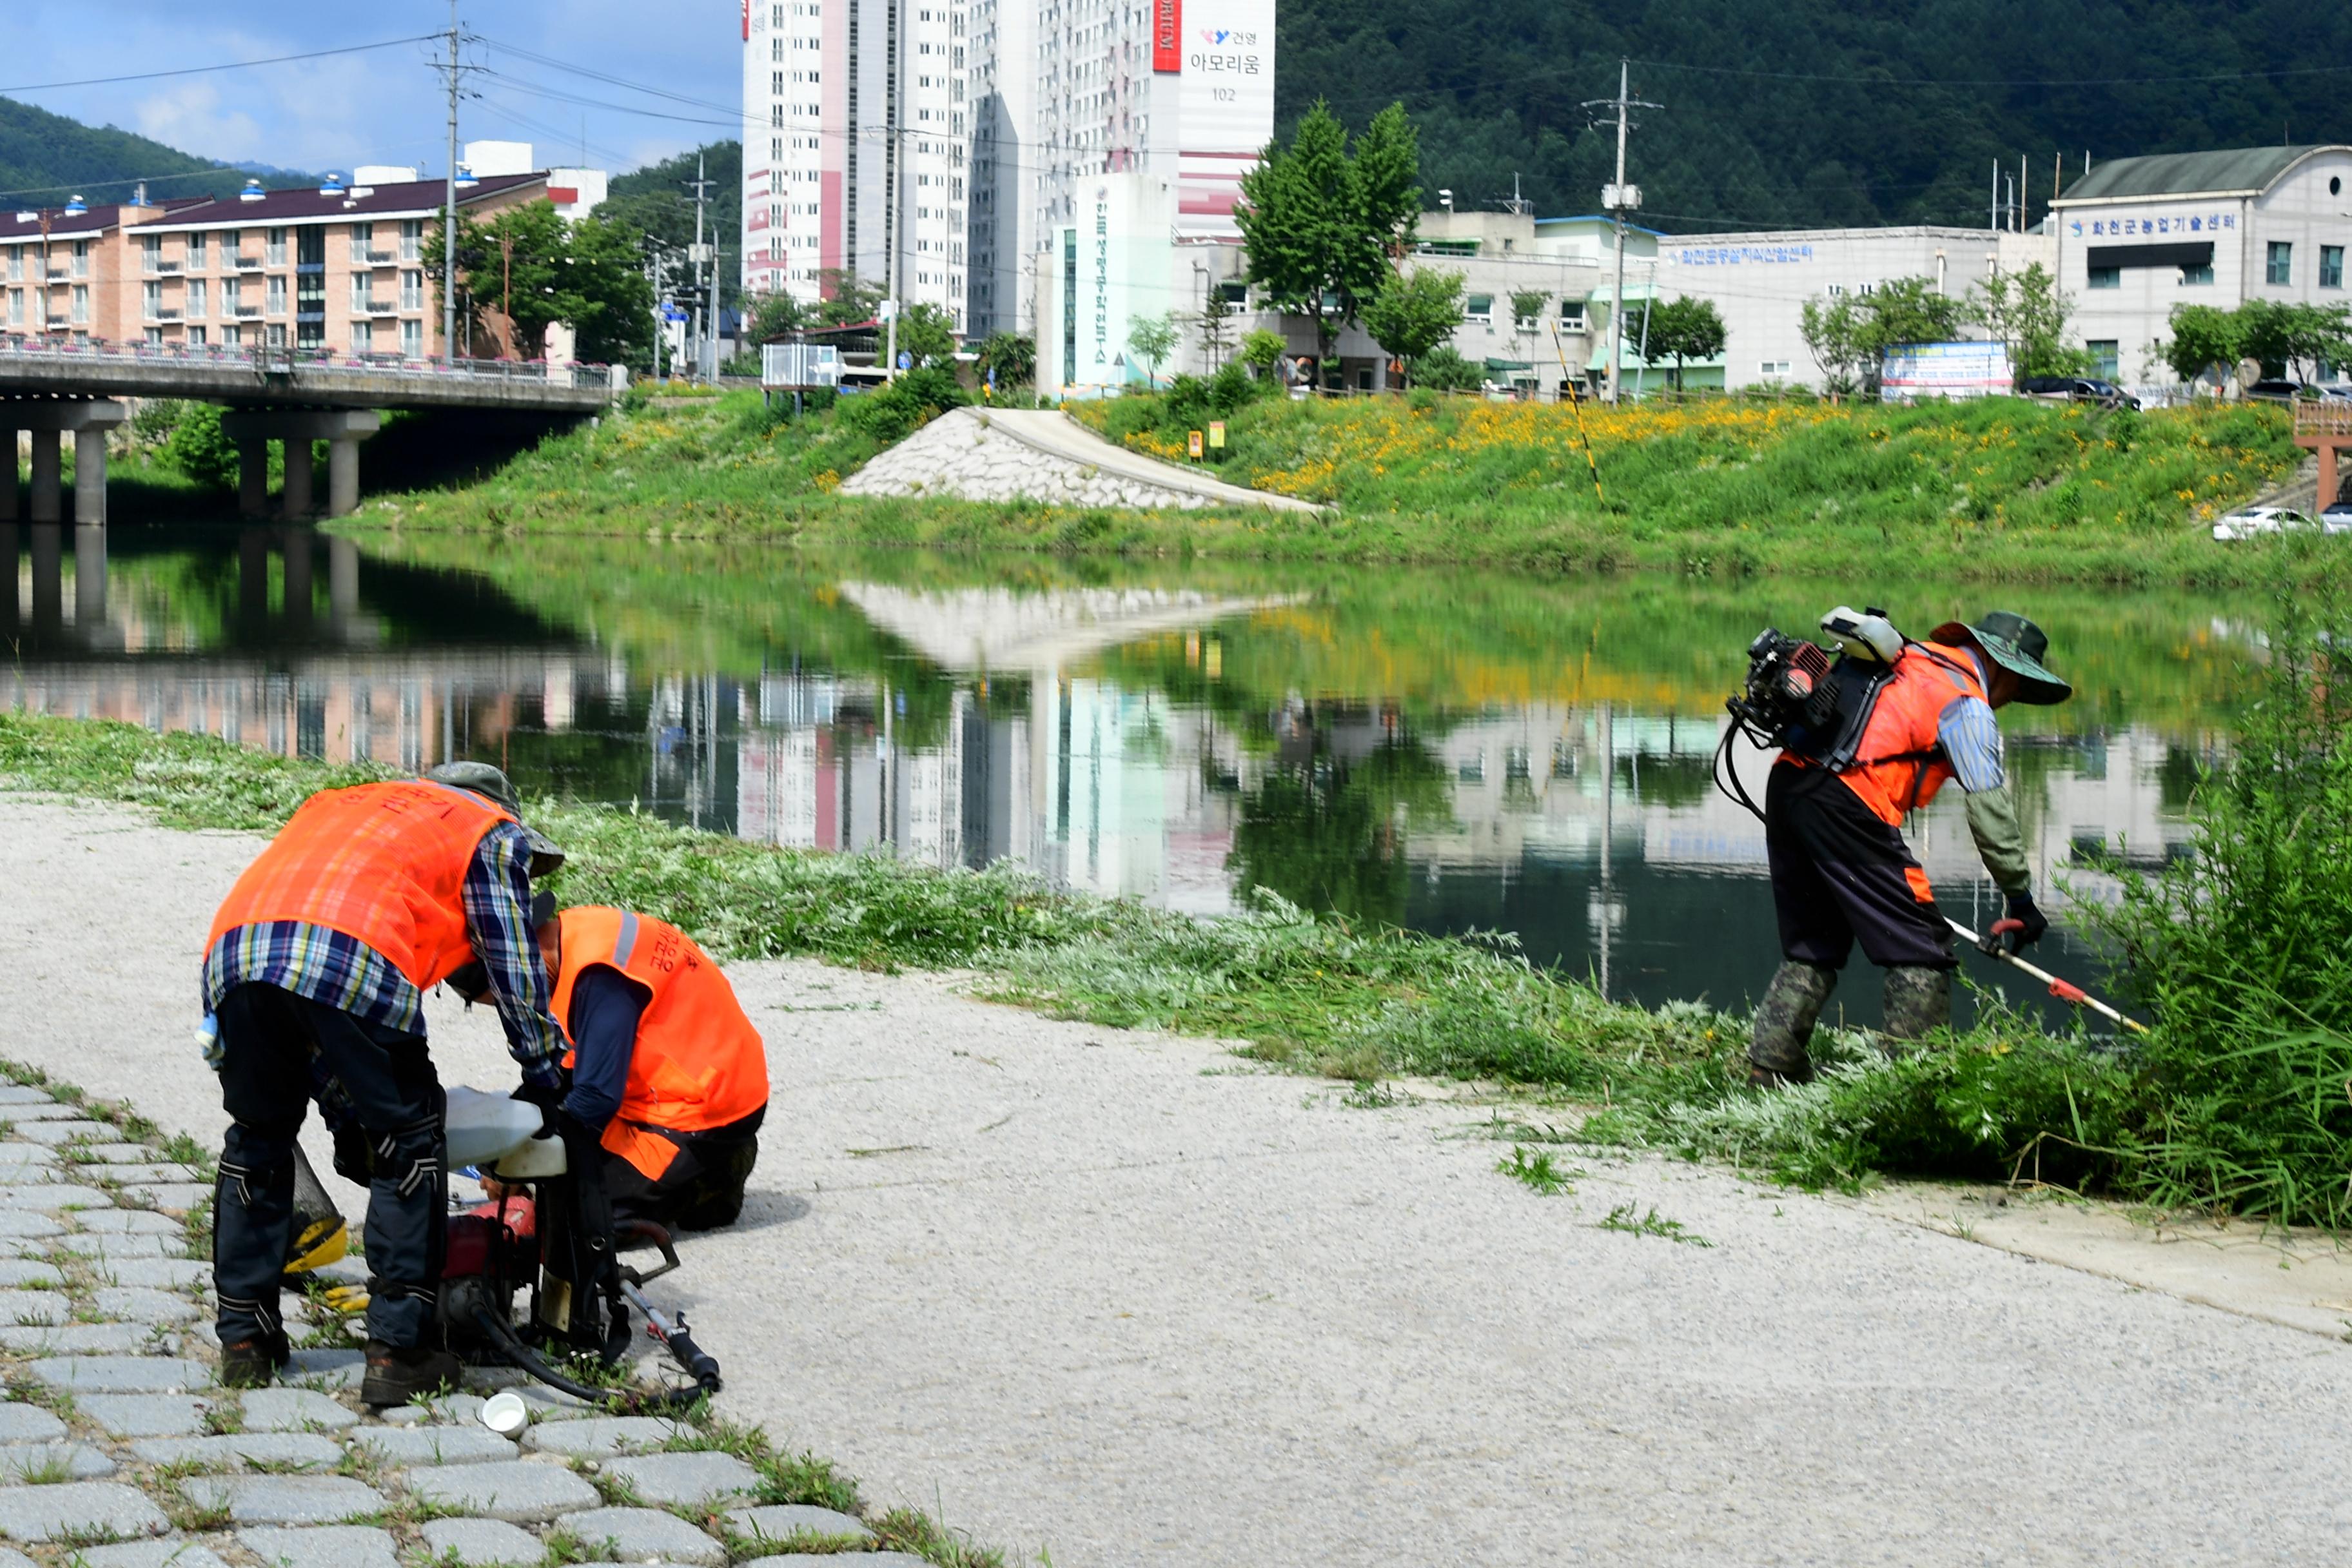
[1438, 189, 1455, 215]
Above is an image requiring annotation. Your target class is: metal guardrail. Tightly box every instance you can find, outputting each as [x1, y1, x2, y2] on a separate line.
[0, 334, 614, 391]
[2293, 402, 2352, 436]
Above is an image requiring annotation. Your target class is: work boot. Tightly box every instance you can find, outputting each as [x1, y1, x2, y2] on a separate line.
[1749, 961, 1837, 1088]
[218, 1329, 291, 1390]
[1881, 965, 1954, 1046]
[360, 1340, 463, 1409]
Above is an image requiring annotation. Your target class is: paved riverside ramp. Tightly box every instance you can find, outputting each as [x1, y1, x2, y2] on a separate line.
[839, 406, 1319, 511]
[12, 798, 2352, 1565]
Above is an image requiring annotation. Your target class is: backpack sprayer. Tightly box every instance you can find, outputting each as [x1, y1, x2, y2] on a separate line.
[1714, 606, 1906, 821]
[290, 1090, 721, 1413]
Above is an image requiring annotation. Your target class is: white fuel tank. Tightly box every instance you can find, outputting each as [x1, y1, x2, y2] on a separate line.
[444, 1086, 566, 1175]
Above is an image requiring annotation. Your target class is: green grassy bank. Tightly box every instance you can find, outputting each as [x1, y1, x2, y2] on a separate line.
[353, 387, 2311, 587]
[11, 696, 2351, 1228]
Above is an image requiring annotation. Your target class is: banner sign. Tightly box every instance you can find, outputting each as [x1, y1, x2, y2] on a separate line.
[741, 0, 751, 41]
[1879, 340, 2010, 402]
[1153, 0, 1182, 72]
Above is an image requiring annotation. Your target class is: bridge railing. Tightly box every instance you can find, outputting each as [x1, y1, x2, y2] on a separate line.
[0, 333, 614, 392]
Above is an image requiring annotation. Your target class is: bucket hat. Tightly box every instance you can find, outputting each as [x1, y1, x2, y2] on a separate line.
[423, 761, 566, 876]
[1928, 611, 2072, 705]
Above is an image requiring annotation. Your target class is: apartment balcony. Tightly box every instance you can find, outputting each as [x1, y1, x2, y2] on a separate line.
[44, 316, 68, 330]
[366, 249, 397, 266]
[235, 304, 262, 319]
[235, 255, 263, 271]
[398, 296, 424, 313]
[150, 260, 182, 275]
[363, 299, 400, 315]
[147, 308, 183, 322]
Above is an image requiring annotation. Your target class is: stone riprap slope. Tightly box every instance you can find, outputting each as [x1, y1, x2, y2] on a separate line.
[840, 407, 1318, 512]
[0, 1081, 932, 1567]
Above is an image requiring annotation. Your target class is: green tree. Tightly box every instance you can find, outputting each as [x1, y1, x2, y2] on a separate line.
[426, 201, 651, 365]
[1799, 295, 1870, 395]
[161, 403, 238, 493]
[745, 291, 807, 342]
[1360, 267, 1467, 383]
[1411, 344, 1483, 391]
[1863, 277, 1972, 354]
[894, 302, 959, 369]
[1239, 329, 1288, 377]
[594, 140, 741, 307]
[1509, 289, 1549, 331]
[1642, 296, 1727, 388]
[1126, 310, 1182, 387]
[2160, 303, 2243, 386]
[1971, 262, 2088, 380]
[975, 331, 1036, 387]
[1235, 99, 1422, 365]
[814, 270, 887, 328]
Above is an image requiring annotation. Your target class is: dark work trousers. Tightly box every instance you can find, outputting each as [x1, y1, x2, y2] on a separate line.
[603, 1105, 766, 1233]
[212, 983, 447, 1349]
[1765, 763, 1956, 972]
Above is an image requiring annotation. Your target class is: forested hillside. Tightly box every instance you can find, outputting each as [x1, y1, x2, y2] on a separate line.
[1279, 1, 2352, 231]
[0, 95, 302, 208]
[598, 142, 741, 303]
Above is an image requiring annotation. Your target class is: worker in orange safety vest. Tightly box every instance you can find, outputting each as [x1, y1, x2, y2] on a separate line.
[456, 901, 769, 1231]
[1749, 612, 2072, 1088]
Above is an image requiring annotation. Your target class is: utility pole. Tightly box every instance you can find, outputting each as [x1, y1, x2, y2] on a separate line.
[1584, 61, 1661, 404]
[442, 0, 460, 362]
[686, 155, 714, 382]
[883, 0, 908, 382]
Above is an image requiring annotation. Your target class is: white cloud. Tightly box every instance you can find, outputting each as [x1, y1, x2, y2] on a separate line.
[130, 83, 268, 163]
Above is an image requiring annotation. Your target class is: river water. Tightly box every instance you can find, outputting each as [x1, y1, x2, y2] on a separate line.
[6, 523, 2258, 1027]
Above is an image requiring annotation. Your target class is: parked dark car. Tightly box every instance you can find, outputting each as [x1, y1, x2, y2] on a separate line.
[2246, 378, 2307, 404]
[2016, 375, 2141, 410]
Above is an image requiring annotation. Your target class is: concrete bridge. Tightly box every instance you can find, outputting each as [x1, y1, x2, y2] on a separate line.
[1, 337, 620, 525]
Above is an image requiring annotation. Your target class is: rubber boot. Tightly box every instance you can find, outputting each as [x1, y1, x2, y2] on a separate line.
[1749, 961, 1837, 1088]
[1881, 965, 1953, 1048]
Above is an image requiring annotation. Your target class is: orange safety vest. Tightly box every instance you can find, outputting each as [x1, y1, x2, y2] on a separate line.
[1816, 641, 1989, 826]
[208, 780, 511, 990]
[551, 906, 770, 1181]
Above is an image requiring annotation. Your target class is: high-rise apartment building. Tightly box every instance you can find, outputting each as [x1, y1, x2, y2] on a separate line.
[743, 1, 1273, 344]
[741, 0, 971, 330]
[967, 0, 1275, 339]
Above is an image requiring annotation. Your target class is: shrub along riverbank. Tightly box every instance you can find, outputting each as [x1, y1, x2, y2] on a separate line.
[355, 385, 2313, 587]
[10, 564, 2352, 1223]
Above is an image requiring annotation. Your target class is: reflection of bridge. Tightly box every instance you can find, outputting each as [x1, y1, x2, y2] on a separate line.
[2, 339, 615, 524]
[834, 583, 1301, 672]
[1, 523, 384, 655]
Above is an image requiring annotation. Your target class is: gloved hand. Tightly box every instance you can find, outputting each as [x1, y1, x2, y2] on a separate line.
[1984, 892, 2048, 955]
[510, 1073, 571, 1133]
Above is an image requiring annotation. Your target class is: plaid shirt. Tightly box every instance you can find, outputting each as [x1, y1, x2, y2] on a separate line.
[203, 819, 565, 1088]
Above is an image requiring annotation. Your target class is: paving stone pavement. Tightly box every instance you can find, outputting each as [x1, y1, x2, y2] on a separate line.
[0, 1083, 929, 1563]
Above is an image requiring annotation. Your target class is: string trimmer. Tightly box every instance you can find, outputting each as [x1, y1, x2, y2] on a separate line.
[1945, 916, 2148, 1036]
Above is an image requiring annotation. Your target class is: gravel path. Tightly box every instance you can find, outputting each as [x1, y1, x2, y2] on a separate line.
[6, 797, 2352, 1565]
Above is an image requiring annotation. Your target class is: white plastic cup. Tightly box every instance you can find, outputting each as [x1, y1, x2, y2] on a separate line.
[479, 1389, 528, 1436]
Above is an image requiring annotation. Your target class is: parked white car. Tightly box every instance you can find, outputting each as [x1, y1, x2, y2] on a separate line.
[2324, 501, 2352, 534]
[2212, 505, 2316, 540]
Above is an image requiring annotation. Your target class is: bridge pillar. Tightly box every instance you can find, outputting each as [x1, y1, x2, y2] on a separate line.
[0, 426, 16, 522]
[237, 442, 268, 520]
[73, 430, 107, 525]
[282, 440, 314, 521]
[28, 432, 60, 524]
[1, 401, 127, 526]
[221, 410, 380, 520]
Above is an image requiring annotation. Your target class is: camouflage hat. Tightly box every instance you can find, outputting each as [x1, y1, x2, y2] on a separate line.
[422, 761, 566, 875]
[1929, 611, 2072, 705]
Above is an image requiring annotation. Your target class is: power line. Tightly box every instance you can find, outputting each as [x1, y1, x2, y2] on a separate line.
[0, 35, 438, 95]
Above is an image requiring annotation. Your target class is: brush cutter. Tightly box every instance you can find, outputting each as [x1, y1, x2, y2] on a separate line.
[297, 1088, 723, 1413]
[1945, 916, 2148, 1036]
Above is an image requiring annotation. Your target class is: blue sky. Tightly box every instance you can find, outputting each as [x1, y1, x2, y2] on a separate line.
[5, 1, 742, 184]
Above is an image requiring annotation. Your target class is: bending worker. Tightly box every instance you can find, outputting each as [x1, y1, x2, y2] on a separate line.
[460, 901, 768, 1231]
[1749, 612, 2071, 1088]
[201, 761, 567, 1404]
